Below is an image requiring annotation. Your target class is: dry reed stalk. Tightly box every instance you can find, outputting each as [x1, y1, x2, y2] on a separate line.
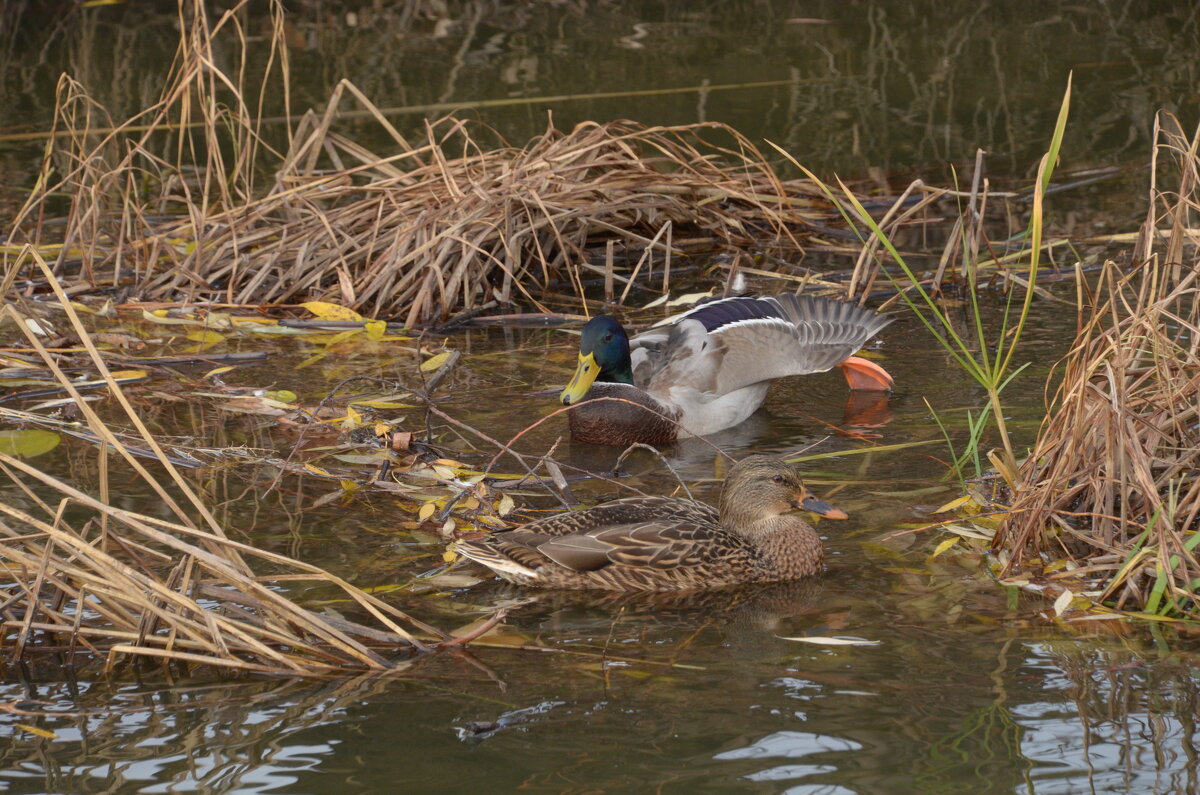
[0, 253, 441, 674]
[2, 2, 858, 327]
[996, 113, 1200, 618]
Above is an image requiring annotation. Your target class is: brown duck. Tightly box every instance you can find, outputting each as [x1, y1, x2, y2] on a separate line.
[456, 455, 845, 591]
[559, 294, 893, 446]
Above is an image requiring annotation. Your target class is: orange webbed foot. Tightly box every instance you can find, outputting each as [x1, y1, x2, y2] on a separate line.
[837, 356, 894, 392]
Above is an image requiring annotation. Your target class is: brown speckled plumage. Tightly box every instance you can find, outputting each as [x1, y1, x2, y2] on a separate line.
[457, 456, 841, 591]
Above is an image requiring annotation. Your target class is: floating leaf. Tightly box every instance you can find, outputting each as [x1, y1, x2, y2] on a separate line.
[263, 390, 297, 404]
[497, 493, 515, 517]
[233, 322, 311, 336]
[418, 502, 438, 522]
[933, 495, 972, 514]
[108, 369, 149, 380]
[1053, 588, 1074, 617]
[666, 289, 715, 307]
[420, 351, 452, 372]
[16, 723, 57, 739]
[295, 351, 328, 369]
[186, 329, 225, 345]
[203, 365, 235, 378]
[0, 430, 61, 458]
[303, 463, 334, 478]
[930, 537, 960, 558]
[141, 309, 199, 326]
[351, 399, 412, 410]
[364, 319, 388, 341]
[325, 328, 363, 346]
[776, 636, 882, 646]
[301, 301, 364, 322]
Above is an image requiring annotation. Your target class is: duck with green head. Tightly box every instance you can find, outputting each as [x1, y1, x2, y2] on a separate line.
[560, 293, 894, 446]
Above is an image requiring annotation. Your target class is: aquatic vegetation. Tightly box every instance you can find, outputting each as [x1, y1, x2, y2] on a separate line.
[997, 114, 1200, 620]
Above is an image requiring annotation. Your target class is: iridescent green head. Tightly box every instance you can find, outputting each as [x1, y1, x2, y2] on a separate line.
[560, 316, 634, 405]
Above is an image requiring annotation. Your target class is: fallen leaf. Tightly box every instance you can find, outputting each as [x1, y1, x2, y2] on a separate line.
[775, 636, 882, 646]
[933, 495, 972, 514]
[301, 301, 364, 322]
[1053, 588, 1074, 618]
[420, 351, 452, 372]
[930, 537, 960, 558]
[0, 430, 61, 458]
[16, 723, 57, 739]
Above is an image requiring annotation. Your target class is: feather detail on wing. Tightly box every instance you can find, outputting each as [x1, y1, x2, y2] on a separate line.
[632, 294, 891, 396]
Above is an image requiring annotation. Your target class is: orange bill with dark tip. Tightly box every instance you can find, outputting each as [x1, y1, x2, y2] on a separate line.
[797, 494, 848, 520]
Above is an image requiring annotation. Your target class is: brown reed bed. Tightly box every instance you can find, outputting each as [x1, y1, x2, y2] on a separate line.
[0, 0, 853, 327]
[995, 114, 1200, 620]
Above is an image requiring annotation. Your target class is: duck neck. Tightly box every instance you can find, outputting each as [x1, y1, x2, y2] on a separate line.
[598, 352, 634, 385]
[722, 513, 824, 579]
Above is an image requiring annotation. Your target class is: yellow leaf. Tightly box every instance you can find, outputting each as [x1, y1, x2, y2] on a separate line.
[0, 430, 61, 458]
[1053, 588, 1074, 618]
[418, 502, 437, 522]
[204, 365, 235, 378]
[339, 479, 360, 493]
[461, 496, 480, 511]
[432, 465, 457, 480]
[16, 723, 57, 739]
[364, 319, 388, 341]
[264, 390, 297, 404]
[443, 546, 458, 563]
[930, 537, 959, 558]
[497, 493, 515, 517]
[301, 301, 364, 322]
[933, 495, 973, 514]
[304, 464, 334, 477]
[295, 351, 328, 370]
[108, 370, 148, 380]
[350, 399, 411, 409]
[325, 328, 363, 346]
[141, 309, 198, 326]
[186, 329, 225, 345]
[420, 351, 451, 372]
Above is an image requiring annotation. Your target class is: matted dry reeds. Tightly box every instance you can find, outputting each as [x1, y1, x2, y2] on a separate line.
[997, 114, 1200, 618]
[1, 1, 850, 327]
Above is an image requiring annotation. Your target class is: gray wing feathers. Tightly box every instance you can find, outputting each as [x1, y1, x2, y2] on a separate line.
[633, 294, 891, 396]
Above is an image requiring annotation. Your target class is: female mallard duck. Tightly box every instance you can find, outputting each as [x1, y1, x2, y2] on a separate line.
[560, 294, 893, 446]
[456, 455, 845, 591]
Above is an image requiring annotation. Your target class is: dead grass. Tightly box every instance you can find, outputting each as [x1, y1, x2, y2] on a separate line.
[996, 113, 1200, 619]
[0, 253, 444, 675]
[0, 1, 857, 327]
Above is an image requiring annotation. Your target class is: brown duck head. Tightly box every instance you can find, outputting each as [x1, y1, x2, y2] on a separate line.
[718, 455, 848, 532]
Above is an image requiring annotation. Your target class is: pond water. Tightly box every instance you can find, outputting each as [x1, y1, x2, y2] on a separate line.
[3, 1, 1200, 793]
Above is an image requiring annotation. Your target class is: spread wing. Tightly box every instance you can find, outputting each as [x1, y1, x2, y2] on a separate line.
[630, 294, 891, 396]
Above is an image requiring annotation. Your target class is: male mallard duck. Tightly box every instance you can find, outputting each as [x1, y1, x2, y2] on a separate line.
[456, 455, 845, 591]
[560, 294, 893, 446]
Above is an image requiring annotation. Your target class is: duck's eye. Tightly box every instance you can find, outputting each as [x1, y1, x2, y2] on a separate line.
[772, 474, 785, 484]
[602, 332, 613, 343]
